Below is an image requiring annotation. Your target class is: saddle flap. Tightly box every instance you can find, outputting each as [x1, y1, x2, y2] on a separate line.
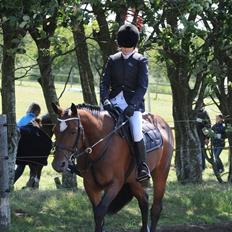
[142, 120, 163, 152]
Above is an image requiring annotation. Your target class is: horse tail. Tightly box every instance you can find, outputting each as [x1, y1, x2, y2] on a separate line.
[107, 183, 133, 214]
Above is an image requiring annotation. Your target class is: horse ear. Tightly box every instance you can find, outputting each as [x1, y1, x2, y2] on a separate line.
[71, 103, 77, 116]
[51, 103, 63, 116]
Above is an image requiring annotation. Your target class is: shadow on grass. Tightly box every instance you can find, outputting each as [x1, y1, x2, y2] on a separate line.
[9, 181, 232, 232]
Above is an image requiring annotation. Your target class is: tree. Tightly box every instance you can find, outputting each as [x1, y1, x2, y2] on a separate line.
[25, 0, 59, 122]
[1, 1, 26, 187]
[91, 1, 118, 64]
[202, 0, 232, 182]
[143, 1, 213, 183]
[70, 2, 97, 104]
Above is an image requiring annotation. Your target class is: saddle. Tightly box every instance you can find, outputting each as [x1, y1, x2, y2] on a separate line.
[110, 109, 163, 153]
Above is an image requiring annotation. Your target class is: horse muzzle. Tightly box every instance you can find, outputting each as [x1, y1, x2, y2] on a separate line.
[52, 159, 68, 173]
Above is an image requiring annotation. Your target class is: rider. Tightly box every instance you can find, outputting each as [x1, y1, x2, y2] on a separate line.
[100, 23, 151, 182]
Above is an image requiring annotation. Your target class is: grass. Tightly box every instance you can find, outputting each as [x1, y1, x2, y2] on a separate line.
[1, 80, 232, 231]
[10, 166, 232, 232]
[10, 155, 232, 231]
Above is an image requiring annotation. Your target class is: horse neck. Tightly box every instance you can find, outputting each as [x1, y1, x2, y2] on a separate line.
[79, 110, 109, 145]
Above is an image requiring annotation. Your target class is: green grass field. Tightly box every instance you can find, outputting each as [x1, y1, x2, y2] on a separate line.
[1, 80, 232, 231]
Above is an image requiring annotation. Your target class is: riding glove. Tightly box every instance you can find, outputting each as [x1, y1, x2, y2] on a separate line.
[103, 99, 113, 111]
[124, 105, 135, 117]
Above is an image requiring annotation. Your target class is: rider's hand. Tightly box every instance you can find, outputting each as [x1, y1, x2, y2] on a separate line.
[124, 105, 135, 118]
[103, 99, 113, 111]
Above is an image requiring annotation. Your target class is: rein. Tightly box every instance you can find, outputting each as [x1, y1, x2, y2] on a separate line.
[56, 116, 128, 162]
[71, 118, 128, 160]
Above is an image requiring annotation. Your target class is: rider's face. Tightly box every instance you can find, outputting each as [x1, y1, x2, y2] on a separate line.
[120, 47, 135, 55]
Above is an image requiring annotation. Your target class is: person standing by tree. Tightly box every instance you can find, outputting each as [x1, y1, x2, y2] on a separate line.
[211, 115, 227, 173]
[196, 102, 211, 170]
[17, 103, 41, 128]
[100, 23, 151, 182]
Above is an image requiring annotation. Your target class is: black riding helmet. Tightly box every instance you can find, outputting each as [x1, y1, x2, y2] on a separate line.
[117, 23, 139, 48]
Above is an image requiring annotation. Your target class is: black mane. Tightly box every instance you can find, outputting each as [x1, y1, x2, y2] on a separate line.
[76, 103, 101, 111]
[76, 103, 102, 116]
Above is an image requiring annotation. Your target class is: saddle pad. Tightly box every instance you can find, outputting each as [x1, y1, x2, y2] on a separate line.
[142, 119, 163, 153]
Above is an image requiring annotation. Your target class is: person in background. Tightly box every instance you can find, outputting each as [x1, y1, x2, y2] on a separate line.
[196, 102, 211, 170]
[100, 23, 150, 182]
[17, 103, 41, 128]
[211, 115, 226, 173]
[14, 102, 41, 183]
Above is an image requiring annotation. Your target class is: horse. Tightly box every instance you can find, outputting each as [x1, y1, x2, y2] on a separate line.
[51, 103, 174, 232]
[14, 114, 53, 188]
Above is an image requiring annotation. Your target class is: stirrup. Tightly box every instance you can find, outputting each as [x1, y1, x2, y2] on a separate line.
[136, 163, 151, 182]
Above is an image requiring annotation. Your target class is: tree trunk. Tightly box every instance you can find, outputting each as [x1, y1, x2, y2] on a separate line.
[168, 67, 203, 183]
[29, 27, 59, 123]
[37, 47, 59, 122]
[29, 14, 77, 189]
[1, 23, 22, 188]
[0, 115, 10, 230]
[173, 101, 203, 183]
[91, 2, 118, 64]
[72, 20, 98, 105]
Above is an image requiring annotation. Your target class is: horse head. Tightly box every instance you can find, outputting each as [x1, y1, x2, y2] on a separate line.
[51, 103, 84, 173]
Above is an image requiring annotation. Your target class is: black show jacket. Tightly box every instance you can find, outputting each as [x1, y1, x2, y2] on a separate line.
[100, 52, 148, 112]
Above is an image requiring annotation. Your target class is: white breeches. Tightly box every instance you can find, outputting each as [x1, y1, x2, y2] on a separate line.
[110, 91, 143, 142]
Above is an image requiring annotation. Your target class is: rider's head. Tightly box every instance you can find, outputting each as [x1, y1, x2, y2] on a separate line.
[117, 23, 139, 48]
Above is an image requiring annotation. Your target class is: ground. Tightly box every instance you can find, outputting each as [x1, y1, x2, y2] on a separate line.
[157, 222, 232, 232]
[111, 222, 232, 232]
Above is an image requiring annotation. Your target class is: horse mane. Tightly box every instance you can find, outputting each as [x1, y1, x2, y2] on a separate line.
[76, 103, 101, 117]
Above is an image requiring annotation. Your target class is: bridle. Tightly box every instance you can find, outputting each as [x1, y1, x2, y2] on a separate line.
[55, 116, 85, 159]
[55, 115, 128, 165]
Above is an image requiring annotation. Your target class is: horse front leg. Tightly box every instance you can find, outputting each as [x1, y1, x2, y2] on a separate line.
[94, 184, 123, 232]
[84, 178, 122, 232]
[130, 182, 150, 232]
[150, 169, 169, 232]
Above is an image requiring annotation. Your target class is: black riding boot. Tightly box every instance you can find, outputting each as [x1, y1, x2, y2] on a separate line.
[134, 139, 151, 182]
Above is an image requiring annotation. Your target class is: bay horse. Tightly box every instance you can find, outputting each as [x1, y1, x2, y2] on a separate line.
[51, 103, 174, 232]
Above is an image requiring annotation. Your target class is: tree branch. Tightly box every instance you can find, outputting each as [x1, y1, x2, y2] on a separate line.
[58, 66, 74, 100]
